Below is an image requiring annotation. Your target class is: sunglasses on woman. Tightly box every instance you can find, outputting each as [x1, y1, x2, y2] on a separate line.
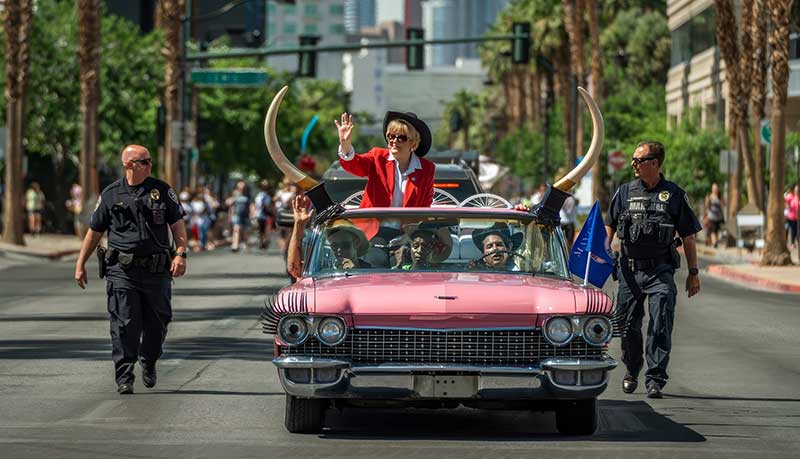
[386, 133, 408, 143]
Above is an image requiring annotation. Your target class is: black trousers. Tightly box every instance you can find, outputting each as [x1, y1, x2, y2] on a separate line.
[613, 263, 677, 388]
[106, 264, 172, 385]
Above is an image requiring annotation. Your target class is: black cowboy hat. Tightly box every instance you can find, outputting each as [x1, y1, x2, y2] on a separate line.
[383, 111, 432, 157]
[472, 223, 524, 252]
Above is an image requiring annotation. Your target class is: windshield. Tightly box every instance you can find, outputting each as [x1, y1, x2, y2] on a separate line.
[306, 213, 569, 278]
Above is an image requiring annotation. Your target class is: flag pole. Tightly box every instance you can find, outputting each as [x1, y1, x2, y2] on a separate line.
[583, 250, 591, 286]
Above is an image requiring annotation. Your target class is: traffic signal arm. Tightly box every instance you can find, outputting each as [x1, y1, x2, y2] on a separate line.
[186, 34, 527, 62]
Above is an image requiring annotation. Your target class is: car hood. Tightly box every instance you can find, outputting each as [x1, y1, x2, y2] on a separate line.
[309, 272, 609, 328]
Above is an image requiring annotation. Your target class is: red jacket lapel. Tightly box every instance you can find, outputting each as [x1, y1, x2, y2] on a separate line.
[403, 169, 421, 205]
[384, 155, 395, 201]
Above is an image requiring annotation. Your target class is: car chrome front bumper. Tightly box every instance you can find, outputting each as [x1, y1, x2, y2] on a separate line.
[272, 356, 617, 399]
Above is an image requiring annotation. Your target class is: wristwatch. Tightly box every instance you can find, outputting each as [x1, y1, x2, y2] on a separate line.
[176, 251, 187, 259]
[688, 267, 699, 276]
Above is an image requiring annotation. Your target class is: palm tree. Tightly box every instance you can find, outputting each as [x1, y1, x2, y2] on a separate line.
[760, 0, 794, 266]
[78, 0, 101, 226]
[586, 0, 605, 207]
[713, 0, 761, 211]
[561, 0, 585, 169]
[2, 0, 34, 245]
[749, 0, 769, 209]
[161, 0, 184, 187]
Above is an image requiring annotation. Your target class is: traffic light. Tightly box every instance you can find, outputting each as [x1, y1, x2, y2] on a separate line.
[406, 28, 424, 71]
[511, 22, 530, 64]
[298, 35, 320, 78]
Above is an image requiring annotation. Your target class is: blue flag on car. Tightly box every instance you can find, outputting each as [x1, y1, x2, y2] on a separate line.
[568, 201, 614, 288]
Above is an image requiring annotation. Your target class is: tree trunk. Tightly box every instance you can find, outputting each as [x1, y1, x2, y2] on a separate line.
[555, 47, 573, 167]
[714, 0, 761, 210]
[78, 0, 101, 216]
[162, 0, 184, 186]
[587, 0, 605, 208]
[750, 0, 769, 209]
[760, 0, 793, 266]
[728, 133, 743, 225]
[561, 0, 584, 166]
[2, 0, 33, 245]
[531, 71, 541, 128]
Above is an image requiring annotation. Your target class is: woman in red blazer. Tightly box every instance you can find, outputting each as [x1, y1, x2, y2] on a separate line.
[334, 111, 435, 240]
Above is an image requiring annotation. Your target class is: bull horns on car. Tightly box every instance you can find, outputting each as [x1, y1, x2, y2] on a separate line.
[553, 87, 605, 191]
[532, 87, 604, 227]
[264, 85, 320, 191]
[264, 86, 335, 212]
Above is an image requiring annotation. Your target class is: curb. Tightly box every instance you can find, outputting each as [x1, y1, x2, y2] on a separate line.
[707, 264, 800, 294]
[0, 247, 81, 261]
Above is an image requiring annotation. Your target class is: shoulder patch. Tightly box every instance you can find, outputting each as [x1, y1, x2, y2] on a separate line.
[658, 191, 670, 202]
[168, 188, 179, 204]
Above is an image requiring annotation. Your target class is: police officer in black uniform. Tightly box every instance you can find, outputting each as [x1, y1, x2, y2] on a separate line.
[605, 141, 701, 399]
[75, 145, 188, 394]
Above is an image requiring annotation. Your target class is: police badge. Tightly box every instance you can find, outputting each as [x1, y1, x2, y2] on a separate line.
[150, 189, 161, 201]
[658, 191, 670, 202]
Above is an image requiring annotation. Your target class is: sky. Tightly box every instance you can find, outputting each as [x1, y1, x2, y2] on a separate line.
[376, 0, 404, 23]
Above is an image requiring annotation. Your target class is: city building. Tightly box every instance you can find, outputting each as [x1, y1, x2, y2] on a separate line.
[344, 0, 376, 33]
[666, 0, 800, 132]
[266, 0, 348, 81]
[421, 0, 510, 67]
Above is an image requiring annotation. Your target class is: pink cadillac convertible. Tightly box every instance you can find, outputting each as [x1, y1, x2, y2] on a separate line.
[263, 205, 615, 435]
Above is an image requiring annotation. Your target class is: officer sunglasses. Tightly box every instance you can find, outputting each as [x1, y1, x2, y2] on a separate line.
[631, 156, 657, 165]
[386, 133, 409, 143]
[131, 158, 153, 166]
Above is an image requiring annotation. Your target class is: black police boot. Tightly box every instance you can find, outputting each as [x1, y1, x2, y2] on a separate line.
[117, 383, 134, 395]
[646, 382, 663, 399]
[141, 362, 157, 389]
[622, 375, 638, 394]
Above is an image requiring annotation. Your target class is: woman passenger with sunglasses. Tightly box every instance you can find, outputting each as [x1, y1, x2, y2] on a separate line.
[334, 111, 435, 241]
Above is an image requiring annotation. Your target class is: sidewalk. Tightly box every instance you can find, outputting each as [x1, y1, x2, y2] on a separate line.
[697, 243, 800, 294]
[0, 234, 83, 260]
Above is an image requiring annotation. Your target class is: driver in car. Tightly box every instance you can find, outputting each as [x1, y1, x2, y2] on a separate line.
[468, 223, 523, 271]
[325, 219, 372, 271]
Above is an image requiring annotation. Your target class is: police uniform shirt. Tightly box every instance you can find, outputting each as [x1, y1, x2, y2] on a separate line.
[90, 177, 185, 256]
[607, 174, 702, 257]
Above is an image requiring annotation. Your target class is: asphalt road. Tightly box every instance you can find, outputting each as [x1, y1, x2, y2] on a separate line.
[0, 248, 798, 458]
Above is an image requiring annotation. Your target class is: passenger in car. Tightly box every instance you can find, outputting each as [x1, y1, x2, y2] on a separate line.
[335, 111, 436, 244]
[467, 223, 524, 271]
[287, 195, 372, 278]
[393, 225, 452, 270]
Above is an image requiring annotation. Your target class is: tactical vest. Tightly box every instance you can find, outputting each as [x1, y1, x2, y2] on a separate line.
[616, 183, 676, 259]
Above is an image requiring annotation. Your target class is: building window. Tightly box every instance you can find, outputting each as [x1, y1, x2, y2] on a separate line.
[330, 4, 344, 16]
[284, 3, 296, 15]
[670, 7, 716, 67]
[304, 4, 319, 16]
[304, 23, 318, 34]
[268, 22, 276, 35]
[268, 1, 276, 14]
[284, 23, 297, 34]
[329, 23, 345, 35]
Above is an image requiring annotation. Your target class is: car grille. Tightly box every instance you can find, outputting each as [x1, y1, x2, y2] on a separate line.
[279, 328, 603, 366]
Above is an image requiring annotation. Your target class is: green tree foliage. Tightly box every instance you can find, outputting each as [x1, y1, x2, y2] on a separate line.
[0, 0, 163, 171]
[197, 57, 349, 180]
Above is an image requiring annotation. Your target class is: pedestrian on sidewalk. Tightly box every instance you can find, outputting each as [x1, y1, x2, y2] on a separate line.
[228, 180, 251, 252]
[704, 182, 725, 248]
[74, 144, 187, 395]
[66, 182, 84, 237]
[785, 183, 799, 249]
[605, 141, 702, 399]
[25, 181, 46, 236]
[254, 179, 275, 250]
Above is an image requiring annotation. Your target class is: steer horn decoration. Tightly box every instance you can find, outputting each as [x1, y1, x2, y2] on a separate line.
[264, 85, 334, 211]
[533, 87, 605, 226]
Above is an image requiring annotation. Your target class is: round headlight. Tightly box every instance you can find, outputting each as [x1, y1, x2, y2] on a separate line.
[316, 317, 347, 346]
[583, 316, 611, 345]
[545, 317, 573, 346]
[278, 316, 309, 346]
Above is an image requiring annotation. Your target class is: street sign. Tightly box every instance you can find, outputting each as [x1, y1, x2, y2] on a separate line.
[719, 149, 738, 173]
[190, 69, 268, 87]
[608, 149, 626, 171]
[760, 119, 771, 145]
[0, 126, 6, 160]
